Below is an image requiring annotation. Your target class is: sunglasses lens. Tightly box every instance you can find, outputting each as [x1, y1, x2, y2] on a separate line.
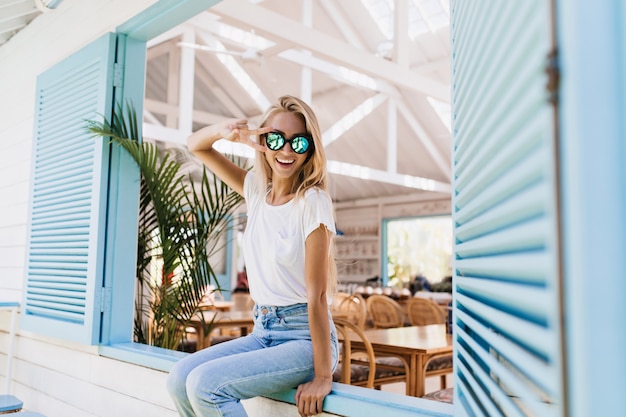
[291, 136, 310, 154]
[265, 132, 311, 154]
[265, 132, 284, 151]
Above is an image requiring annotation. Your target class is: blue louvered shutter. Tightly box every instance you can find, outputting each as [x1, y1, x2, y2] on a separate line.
[450, 1, 564, 416]
[22, 33, 118, 344]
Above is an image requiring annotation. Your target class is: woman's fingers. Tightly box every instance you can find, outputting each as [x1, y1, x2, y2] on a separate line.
[219, 121, 272, 152]
[237, 126, 272, 152]
[252, 125, 275, 136]
[296, 381, 327, 417]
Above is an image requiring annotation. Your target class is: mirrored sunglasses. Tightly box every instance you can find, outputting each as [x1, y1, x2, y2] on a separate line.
[264, 131, 312, 154]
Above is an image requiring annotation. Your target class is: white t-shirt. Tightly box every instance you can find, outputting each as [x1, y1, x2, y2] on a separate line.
[242, 171, 336, 306]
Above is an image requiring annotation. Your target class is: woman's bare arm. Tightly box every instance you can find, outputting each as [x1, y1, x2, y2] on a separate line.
[187, 119, 271, 196]
[295, 225, 333, 417]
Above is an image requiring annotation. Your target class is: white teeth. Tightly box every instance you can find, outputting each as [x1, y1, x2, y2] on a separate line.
[277, 158, 295, 164]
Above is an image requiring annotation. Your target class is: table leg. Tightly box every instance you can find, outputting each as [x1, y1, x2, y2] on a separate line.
[196, 323, 206, 350]
[415, 354, 426, 397]
[404, 354, 416, 397]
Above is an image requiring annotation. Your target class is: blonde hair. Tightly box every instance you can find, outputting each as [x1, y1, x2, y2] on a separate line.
[255, 95, 337, 296]
[255, 95, 326, 197]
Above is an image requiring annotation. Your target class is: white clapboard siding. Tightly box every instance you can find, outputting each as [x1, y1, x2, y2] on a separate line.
[450, 1, 564, 416]
[13, 335, 177, 416]
[21, 32, 118, 344]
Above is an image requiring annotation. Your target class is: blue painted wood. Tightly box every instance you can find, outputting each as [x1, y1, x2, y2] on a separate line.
[0, 302, 19, 308]
[450, 1, 563, 416]
[266, 384, 453, 417]
[99, 343, 186, 373]
[22, 32, 117, 345]
[99, 34, 145, 346]
[557, 1, 626, 416]
[0, 395, 22, 412]
[117, 0, 222, 41]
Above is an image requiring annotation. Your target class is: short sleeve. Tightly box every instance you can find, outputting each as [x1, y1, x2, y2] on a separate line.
[302, 188, 336, 239]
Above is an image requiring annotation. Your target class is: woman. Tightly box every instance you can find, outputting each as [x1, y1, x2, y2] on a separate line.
[166, 95, 339, 417]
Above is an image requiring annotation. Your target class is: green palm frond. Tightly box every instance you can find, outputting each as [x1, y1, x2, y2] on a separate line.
[86, 102, 245, 350]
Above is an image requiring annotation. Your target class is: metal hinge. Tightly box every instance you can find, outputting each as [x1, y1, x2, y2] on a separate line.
[99, 287, 112, 313]
[545, 47, 559, 104]
[113, 62, 124, 88]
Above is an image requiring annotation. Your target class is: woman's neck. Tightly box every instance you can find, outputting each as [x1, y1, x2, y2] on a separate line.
[267, 179, 295, 205]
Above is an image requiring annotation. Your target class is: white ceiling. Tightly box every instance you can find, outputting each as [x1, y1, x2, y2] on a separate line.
[2, 0, 453, 204]
[0, 0, 43, 46]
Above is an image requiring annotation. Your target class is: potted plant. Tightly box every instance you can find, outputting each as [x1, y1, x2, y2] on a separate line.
[86, 104, 245, 350]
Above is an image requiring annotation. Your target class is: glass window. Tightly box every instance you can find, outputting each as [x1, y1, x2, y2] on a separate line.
[384, 216, 453, 289]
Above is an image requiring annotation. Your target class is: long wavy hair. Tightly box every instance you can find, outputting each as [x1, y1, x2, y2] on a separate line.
[255, 95, 337, 294]
[255, 95, 326, 197]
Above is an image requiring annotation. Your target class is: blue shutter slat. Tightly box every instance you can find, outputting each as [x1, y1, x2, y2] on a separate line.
[456, 278, 547, 323]
[27, 277, 83, 284]
[32, 208, 90, 223]
[23, 306, 85, 322]
[27, 293, 86, 308]
[456, 217, 548, 258]
[38, 148, 94, 166]
[456, 253, 546, 283]
[22, 33, 118, 344]
[455, 113, 546, 199]
[36, 169, 93, 183]
[453, 2, 539, 140]
[29, 234, 88, 244]
[36, 164, 93, 183]
[33, 187, 92, 205]
[38, 63, 101, 108]
[31, 218, 90, 229]
[455, 183, 547, 243]
[451, 0, 563, 415]
[456, 294, 554, 360]
[456, 358, 508, 417]
[33, 189, 92, 207]
[29, 254, 88, 263]
[457, 326, 555, 417]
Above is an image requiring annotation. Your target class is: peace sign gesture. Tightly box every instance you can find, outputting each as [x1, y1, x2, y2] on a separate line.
[221, 119, 274, 152]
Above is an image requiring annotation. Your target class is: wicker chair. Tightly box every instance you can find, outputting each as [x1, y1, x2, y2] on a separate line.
[406, 297, 453, 390]
[332, 318, 408, 390]
[405, 297, 446, 326]
[336, 293, 368, 329]
[423, 387, 454, 403]
[366, 294, 405, 328]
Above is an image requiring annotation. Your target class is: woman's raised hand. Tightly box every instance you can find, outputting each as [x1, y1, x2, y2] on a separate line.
[221, 119, 274, 152]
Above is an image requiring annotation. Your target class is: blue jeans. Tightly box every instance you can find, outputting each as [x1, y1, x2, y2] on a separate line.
[166, 303, 339, 417]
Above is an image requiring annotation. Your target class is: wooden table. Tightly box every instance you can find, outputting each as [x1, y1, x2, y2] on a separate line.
[190, 310, 255, 349]
[190, 309, 352, 350]
[348, 324, 452, 397]
[198, 300, 235, 312]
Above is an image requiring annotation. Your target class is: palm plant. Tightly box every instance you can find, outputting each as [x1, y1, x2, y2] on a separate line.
[86, 103, 245, 350]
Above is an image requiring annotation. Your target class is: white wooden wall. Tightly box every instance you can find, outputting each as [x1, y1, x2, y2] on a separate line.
[335, 195, 451, 230]
[0, 1, 177, 416]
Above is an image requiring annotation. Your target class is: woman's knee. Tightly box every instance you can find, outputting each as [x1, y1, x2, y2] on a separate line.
[166, 358, 190, 397]
[186, 363, 224, 396]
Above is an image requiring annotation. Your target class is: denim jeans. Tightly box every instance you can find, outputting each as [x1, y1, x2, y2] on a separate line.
[166, 303, 339, 417]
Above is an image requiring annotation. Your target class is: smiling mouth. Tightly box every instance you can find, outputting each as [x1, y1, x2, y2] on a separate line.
[276, 158, 295, 165]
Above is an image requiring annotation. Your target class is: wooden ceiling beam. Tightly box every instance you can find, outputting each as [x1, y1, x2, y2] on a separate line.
[396, 99, 451, 181]
[211, 0, 449, 102]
